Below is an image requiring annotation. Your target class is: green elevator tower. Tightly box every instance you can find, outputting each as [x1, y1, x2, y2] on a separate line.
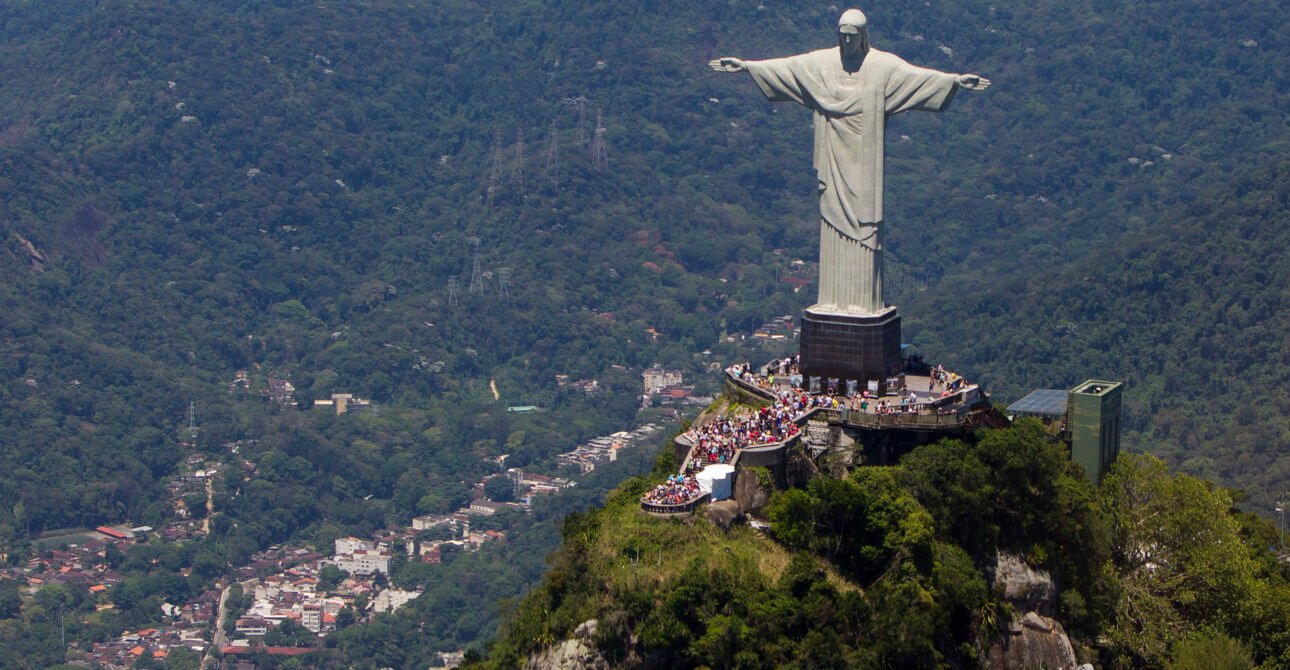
[1066, 380, 1123, 483]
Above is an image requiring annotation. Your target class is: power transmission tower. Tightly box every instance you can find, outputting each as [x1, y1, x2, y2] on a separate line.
[468, 237, 485, 294]
[544, 120, 560, 188]
[510, 128, 526, 199]
[497, 267, 511, 299]
[186, 401, 198, 445]
[591, 108, 608, 171]
[559, 94, 590, 144]
[447, 276, 460, 308]
[578, 104, 588, 145]
[486, 129, 504, 207]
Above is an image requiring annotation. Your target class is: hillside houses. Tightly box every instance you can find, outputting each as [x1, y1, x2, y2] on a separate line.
[556, 424, 662, 473]
[332, 537, 392, 575]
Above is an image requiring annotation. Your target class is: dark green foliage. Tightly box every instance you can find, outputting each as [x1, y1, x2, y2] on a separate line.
[162, 646, 202, 670]
[900, 421, 1116, 634]
[483, 476, 516, 503]
[0, 580, 20, 619]
[767, 468, 934, 585]
[473, 420, 1290, 670]
[911, 156, 1290, 516]
[1169, 633, 1255, 670]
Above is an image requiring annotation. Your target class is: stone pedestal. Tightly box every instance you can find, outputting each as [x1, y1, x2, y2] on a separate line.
[799, 306, 902, 393]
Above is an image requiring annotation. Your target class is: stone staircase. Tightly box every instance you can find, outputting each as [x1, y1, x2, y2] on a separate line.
[804, 419, 832, 457]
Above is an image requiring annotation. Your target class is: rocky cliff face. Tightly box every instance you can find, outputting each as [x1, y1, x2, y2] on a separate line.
[731, 467, 770, 516]
[985, 552, 1080, 669]
[987, 611, 1080, 670]
[990, 552, 1057, 617]
[522, 620, 611, 670]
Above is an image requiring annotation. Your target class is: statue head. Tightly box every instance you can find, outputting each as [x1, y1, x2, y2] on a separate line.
[837, 9, 869, 59]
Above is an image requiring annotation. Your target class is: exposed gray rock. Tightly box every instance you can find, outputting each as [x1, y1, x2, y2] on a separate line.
[986, 612, 1079, 670]
[986, 552, 1079, 669]
[732, 467, 770, 515]
[704, 499, 742, 530]
[990, 552, 1056, 616]
[523, 620, 611, 670]
[785, 443, 821, 488]
[574, 619, 598, 639]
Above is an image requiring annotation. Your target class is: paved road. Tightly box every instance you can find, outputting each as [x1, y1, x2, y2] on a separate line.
[203, 582, 231, 668]
[205, 578, 256, 668]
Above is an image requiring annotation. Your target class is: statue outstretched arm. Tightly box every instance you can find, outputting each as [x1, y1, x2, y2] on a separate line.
[955, 74, 991, 91]
[709, 57, 747, 73]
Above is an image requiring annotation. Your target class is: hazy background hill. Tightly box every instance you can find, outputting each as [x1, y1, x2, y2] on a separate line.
[0, 0, 1286, 660]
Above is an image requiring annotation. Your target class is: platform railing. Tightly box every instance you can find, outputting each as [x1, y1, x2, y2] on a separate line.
[640, 492, 711, 516]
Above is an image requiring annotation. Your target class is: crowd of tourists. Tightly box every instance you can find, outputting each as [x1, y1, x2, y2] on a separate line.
[929, 363, 965, 394]
[644, 359, 974, 507]
[855, 396, 925, 415]
[642, 474, 702, 506]
[682, 390, 814, 470]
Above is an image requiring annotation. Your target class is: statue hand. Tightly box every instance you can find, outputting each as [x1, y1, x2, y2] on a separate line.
[956, 74, 991, 91]
[709, 57, 747, 73]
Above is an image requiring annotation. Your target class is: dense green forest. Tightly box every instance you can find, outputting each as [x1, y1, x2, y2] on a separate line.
[0, 0, 1286, 663]
[914, 155, 1290, 512]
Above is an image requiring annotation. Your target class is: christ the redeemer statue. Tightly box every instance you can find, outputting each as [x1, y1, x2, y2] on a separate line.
[711, 9, 989, 316]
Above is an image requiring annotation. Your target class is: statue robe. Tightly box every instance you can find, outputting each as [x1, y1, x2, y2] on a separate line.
[746, 47, 957, 314]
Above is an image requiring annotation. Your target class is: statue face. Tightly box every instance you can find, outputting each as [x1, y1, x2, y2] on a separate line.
[838, 28, 868, 58]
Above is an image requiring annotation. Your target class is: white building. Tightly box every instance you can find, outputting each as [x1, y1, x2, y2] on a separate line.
[643, 366, 684, 394]
[335, 549, 391, 576]
[412, 514, 454, 531]
[302, 602, 323, 633]
[373, 589, 422, 613]
[335, 536, 376, 556]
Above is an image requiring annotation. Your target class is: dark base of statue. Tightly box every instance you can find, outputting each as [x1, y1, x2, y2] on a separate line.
[799, 306, 902, 394]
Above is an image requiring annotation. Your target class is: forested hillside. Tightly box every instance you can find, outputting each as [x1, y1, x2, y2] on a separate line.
[1, 0, 1285, 531]
[0, 0, 1286, 663]
[913, 156, 1290, 511]
[468, 426, 1290, 669]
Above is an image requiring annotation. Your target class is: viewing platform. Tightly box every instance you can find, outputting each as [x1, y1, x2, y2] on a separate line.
[641, 358, 1002, 515]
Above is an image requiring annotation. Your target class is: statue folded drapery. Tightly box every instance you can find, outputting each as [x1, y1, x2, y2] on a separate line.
[711, 9, 989, 315]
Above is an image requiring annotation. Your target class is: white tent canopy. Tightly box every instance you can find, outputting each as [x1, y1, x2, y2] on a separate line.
[695, 464, 736, 501]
